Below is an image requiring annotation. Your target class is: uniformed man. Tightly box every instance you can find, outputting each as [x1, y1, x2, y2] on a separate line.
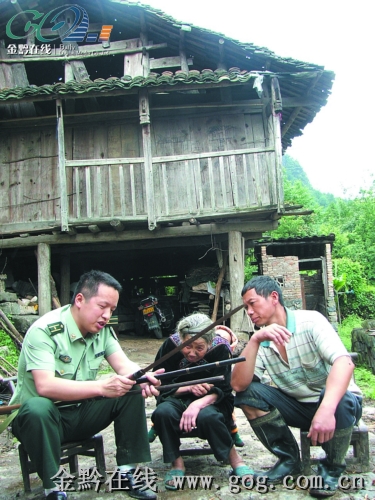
[9, 270, 161, 500]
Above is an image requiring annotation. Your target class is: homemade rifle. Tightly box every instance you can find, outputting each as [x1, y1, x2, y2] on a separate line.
[135, 356, 246, 384]
[0, 376, 224, 416]
[129, 303, 244, 380]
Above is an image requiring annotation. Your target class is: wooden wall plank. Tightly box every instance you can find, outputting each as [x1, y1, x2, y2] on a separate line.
[161, 162, 170, 216]
[219, 156, 228, 208]
[108, 166, 114, 218]
[242, 154, 251, 207]
[74, 167, 81, 219]
[193, 159, 204, 212]
[129, 164, 137, 216]
[93, 126, 109, 217]
[229, 155, 239, 207]
[64, 126, 74, 218]
[119, 165, 126, 217]
[208, 157, 215, 210]
[95, 166, 103, 217]
[85, 167, 92, 218]
[184, 160, 193, 213]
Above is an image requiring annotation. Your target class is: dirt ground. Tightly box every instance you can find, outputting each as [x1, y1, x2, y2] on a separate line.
[1, 334, 375, 500]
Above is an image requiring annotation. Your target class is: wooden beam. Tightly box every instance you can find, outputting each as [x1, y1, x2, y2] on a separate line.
[0, 221, 278, 249]
[281, 72, 323, 137]
[139, 12, 149, 77]
[139, 88, 156, 230]
[228, 231, 245, 334]
[56, 100, 69, 232]
[179, 31, 189, 73]
[66, 146, 275, 168]
[110, 220, 125, 232]
[0, 43, 168, 63]
[0, 99, 267, 128]
[271, 77, 282, 114]
[37, 243, 51, 316]
[150, 56, 193, 70]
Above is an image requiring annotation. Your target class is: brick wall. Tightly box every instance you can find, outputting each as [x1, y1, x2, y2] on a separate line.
[259, 243, 339, 328]
[301, 271, 324, 312]
[261, 246, 302, 309]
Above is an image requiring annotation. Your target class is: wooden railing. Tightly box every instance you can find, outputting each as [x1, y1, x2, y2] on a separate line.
[65, 145, 281, 228]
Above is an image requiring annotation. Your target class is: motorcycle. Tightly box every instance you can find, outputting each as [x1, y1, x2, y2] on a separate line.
[136, 295, 174, 339]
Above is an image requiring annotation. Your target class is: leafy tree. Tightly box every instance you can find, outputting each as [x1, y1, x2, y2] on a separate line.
[269, 177, 322, 238]
[323, 184, 375, 281]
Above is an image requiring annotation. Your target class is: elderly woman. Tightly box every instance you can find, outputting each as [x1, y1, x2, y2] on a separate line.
[151, 313, 252, 490]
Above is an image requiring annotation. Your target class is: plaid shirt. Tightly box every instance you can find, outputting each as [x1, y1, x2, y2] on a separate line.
[254, 308, 362, 403]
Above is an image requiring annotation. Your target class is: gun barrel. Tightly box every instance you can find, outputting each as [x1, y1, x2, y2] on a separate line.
[135, 356, 246, 384]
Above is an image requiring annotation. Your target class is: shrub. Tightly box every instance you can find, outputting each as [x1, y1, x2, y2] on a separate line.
[0, 328, 19, 371]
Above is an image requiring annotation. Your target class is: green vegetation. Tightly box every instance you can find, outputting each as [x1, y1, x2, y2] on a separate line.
[0, 326, 19, 370]
[276, 154, 375, 321]
[337, 315, 362, 351]
[353, 367, 375, 399]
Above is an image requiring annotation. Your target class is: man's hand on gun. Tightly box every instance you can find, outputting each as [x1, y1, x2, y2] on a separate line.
[138, 368, 164, 398]
[98, 368, 164, 399]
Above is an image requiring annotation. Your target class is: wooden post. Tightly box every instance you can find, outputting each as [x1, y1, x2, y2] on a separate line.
[60, 254, 71, 306]
[139, 88, 156, 230]
[211, 255, 228, 322]
[179, 31, 189, 73]
[140, 12, 150, 77]
[56, 100, 69, 232]
[271, 79, 284, 211]
[229, 231, 244, 334]
[37, 243, 51, 316]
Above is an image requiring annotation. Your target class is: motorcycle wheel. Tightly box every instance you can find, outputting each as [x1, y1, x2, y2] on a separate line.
[135, 317, 145, 337]
[153, 327, 163, 339]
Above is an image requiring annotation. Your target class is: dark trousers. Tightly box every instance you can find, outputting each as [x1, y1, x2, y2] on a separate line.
[152, 397, 233, 463]
[235, 382, 362, 430]
[12, 394, 151, 488]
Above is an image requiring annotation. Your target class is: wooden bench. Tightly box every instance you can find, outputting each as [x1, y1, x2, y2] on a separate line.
[300, 418, 370, 473]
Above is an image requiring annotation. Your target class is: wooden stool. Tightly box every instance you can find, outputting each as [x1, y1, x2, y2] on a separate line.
[300, 419, 370, 474]
[18, 433, 106, 492]
[180, 429, 213, 457]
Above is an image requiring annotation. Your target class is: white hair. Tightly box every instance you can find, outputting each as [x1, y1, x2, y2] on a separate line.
[177, 313, 214, 342]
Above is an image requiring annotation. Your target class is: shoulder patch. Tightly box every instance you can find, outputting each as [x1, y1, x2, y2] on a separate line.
[47, 322, 64, 336]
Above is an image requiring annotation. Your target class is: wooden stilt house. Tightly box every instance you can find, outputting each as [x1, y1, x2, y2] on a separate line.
[0, 0, 334, 333]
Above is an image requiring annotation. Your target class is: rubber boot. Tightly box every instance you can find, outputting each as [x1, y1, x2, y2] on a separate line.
[250, 408, 302, 484]
[309, 426, 353, 498]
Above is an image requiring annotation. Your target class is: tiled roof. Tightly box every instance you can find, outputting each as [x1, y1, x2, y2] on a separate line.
[0, 68, 319, 101]
[0, 0, 334, 150]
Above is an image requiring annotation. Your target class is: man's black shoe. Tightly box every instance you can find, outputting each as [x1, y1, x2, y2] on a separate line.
[120, 469, 157, 500]
[46, 492, 67, 500]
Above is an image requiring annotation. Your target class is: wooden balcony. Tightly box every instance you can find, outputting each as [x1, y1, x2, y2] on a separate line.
[66, 146, 281, 229]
